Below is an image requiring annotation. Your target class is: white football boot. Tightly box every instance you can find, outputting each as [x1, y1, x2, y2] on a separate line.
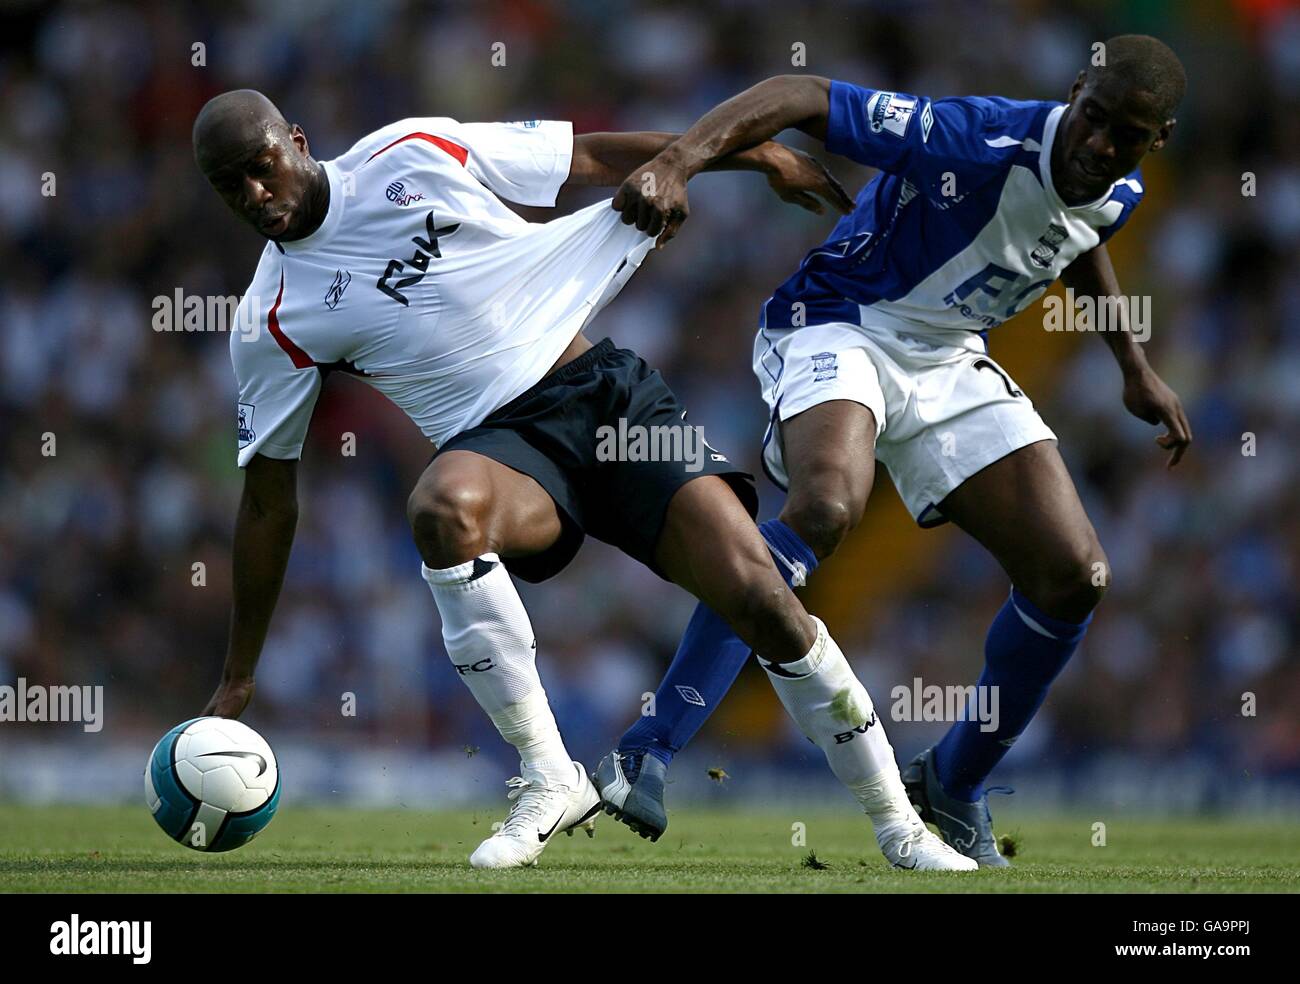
[469, 761, 600, 869]
[876, 812, 980, 871]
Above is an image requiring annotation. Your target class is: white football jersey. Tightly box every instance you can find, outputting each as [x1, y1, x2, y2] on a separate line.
[230, 117, 654, 466]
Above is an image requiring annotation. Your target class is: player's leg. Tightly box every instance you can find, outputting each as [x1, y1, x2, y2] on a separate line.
[611, 400, 875, 773]
[776, 400, 878, 560]
[613, 340, 882, 769]
[409, 448, 599, 867]
[902, 440, 1104, 867]
[929, 438, 1105, 787]
[642, 472, 972, 869]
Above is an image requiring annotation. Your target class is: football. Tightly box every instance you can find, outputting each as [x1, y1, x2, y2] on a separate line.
[144, 717, 280, 852]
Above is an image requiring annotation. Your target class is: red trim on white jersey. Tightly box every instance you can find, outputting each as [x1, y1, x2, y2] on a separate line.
[364, 132, 469, 167]
[266, 272, 314, 368]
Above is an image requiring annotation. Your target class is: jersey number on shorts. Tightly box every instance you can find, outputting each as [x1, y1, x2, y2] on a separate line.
[971, 357, 1023, 398]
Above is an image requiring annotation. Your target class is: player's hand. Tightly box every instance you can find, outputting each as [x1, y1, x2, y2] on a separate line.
[613, 156, 691, 249]
[202, 677, 255, 719]
[1122, 366, 1192, 468]
[763, 145, 855, 216]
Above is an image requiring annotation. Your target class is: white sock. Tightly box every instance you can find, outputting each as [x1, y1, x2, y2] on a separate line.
[422, 554, 572, 784]
[758, 616, 915, 829]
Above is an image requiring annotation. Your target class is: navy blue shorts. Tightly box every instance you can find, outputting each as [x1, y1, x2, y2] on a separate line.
[434, 338, 757, 583]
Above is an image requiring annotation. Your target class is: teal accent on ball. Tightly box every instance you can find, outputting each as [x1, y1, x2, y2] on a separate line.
[209, 776, 282, 852]
[148, 717, 206, 842]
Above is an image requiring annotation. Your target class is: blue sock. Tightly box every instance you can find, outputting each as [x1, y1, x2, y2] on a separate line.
[932, 587, 1092, 801]
[619, 519, 818, 766]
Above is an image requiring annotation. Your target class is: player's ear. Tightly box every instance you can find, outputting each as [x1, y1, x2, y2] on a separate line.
[1066, 71, 1087, 103]
[289, 123, 310, 157]
[1150, 118, 1175, 153]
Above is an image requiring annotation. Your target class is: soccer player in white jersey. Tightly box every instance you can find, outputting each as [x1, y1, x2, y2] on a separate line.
[598, 35, 1193, 865]
[192, 90, 976, 870]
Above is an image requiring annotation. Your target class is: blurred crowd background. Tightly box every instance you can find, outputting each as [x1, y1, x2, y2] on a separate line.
[2, 0, 1297, 812]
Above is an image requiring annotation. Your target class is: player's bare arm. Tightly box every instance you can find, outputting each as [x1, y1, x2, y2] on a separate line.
[574, 129, 851, 238]
[201, 454, 299, 719]
[613, 75, 837, 244]
[1061, 245, 1192, 467]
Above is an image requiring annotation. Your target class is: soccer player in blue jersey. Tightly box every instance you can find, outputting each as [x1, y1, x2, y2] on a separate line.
[595, 35, 1191, 866]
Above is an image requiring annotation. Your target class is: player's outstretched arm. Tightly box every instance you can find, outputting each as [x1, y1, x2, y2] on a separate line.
[201, 454, 300, 718]
[572, 130, 851, 232]
[1062, 245, 1192, 467]
[612, 75, 836, 244]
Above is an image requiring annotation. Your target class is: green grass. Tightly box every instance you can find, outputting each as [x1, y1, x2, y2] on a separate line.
[1, 804, 1297, 893]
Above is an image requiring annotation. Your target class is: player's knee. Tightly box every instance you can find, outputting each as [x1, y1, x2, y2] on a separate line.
[720, 568, 808, 660]
[780, 493, 857, 561]
[1025, 547, 1110, 622]
[407, 481, 493, 567]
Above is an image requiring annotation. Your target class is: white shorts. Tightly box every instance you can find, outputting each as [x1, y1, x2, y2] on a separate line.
[754, 320, 1056, 527]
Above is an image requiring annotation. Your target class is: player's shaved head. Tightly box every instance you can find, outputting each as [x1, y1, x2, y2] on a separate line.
[194, 89, 328, 241]
[1085, 34, 1186, 123]
[192, 89, 291, 171]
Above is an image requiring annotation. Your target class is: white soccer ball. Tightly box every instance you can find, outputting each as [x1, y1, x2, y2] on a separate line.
[145, 716, 280, 852]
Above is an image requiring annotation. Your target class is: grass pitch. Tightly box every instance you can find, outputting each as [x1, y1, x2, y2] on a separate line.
[1, 804, 1296, 893]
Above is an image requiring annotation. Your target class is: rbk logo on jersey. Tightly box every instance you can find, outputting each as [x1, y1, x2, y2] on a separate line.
[377, 210, 460, 306]
[866, 91, 916, 138]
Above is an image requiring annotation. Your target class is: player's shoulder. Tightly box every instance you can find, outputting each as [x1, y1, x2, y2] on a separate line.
[1109, 166, 1146, 207]
[330, 116, 465, 171]
[933, 95, 1059, 144]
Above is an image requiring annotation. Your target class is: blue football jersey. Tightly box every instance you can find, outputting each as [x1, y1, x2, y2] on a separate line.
[759, 81, 1144, 336]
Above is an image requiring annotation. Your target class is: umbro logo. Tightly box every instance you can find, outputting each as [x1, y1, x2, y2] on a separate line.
[675, 685, 706, 707]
